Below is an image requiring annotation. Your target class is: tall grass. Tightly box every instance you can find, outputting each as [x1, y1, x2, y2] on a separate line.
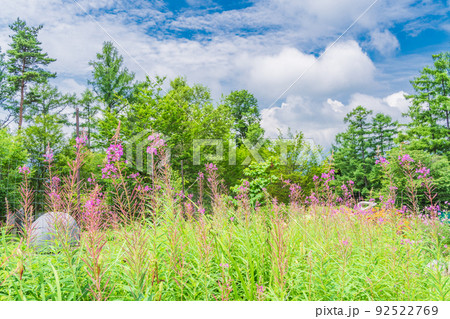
[0, 130, 449, 301]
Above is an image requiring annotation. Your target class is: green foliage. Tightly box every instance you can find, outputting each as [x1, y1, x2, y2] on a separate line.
[266, 130, 327, 202]
[401, 52, 450, 158]
[88, 41, 136, 112]
[88, 41, 137, 147]
[0, 128, 28, 217]
[6, 18, 56, 129]
[1, 205, 449, 301]
[122, 77, 235, 185]
[223, 90, 264, 144]
[23, 114, 64, 171]
[0, 47, 16, 128]
[386, 148, 450, 206]
[231, 158, 279, 204]
[333, 106, 399, 198]
[77, 89, 100, 148]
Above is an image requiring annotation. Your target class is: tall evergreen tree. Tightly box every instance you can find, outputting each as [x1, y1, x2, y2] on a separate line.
[6, 18, 56, 129]
[402, 52, 450, 157]
[88, 41, 135, 113]
[0, 47, 16, 128]
[333, 106, 373, 196]
[77, 89, 99, 148]
[370, 113, 398, 154]
[23, 83, 75, 120]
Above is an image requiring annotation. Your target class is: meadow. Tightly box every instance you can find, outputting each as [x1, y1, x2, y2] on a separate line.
[0, 131, 449, 301]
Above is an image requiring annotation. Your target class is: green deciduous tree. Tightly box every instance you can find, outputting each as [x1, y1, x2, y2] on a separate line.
[6, 18, 56, 129]
[223, 90, 264, 144]
[22, 84, 71, 182]
[23, 83, 75, 121]
[123, 77, 234, 185]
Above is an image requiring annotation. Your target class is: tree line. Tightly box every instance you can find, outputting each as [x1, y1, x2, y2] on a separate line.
[0, 18, 449, 215]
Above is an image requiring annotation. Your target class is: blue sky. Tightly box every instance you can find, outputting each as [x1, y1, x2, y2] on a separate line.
[0, 0, 449, 147]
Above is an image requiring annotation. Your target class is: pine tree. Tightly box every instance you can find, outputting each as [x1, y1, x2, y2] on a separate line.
[402, 52, 450, 157]
[370, 113, 398, 154]
[0, 47, 16, 127]
[77, 89, 99, 148]
[24, 83, 75, 120]
[6, 18, 56, 130]
[333, 106, 373, 197]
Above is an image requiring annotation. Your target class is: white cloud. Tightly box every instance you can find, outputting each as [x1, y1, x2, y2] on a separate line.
[261, 90, 411, 148]
[383, 91, 409, 111]
[261, 95, 345, 147]
[327, 98, 345, 113]
[368, 29, 400, 56]
[243, 41, 376, 103]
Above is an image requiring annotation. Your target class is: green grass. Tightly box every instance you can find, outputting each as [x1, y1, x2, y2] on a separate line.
[1, 204, 449, 301]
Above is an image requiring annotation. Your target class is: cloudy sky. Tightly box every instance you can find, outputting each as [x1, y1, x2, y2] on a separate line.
[0, 0, 449, 148]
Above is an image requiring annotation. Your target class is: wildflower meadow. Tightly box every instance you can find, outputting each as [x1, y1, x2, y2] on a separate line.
[1, 127, 449, 301]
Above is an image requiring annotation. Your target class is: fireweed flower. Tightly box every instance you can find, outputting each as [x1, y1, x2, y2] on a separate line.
[75, 135, 87, 147]
[101, 163, 118, 179]
[18, 166, 31, 175]
[257, 285, 265, 294]
[375, 156, 389, 165]
[106, 144, 123, 162]
[128, 172, 140, 179]
[43, 146, 54, 163]
[398, 154, 414, 165]
[416, 166, 430, 179]
[205, 163, 218, 171]
[146, 133, 166, 155]
[341, 239, 350, 246]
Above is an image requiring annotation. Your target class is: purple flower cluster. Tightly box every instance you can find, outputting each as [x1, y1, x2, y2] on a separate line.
[416, 166, 430, 179]
[106, 144, 123, 163]
[75, 135, 87, 147]
[205, 163, 218, 171]
[341, 239, 350, 246]
[18, 166, 31, 175]
[137, 185, 151, 192]
[146, 133, 166, 155]
[399, 154, 414, 165]
[43, 147, 54, 163]
[101, 163, 118, 179]
[375, 156, 389, 165]
[321, 169, 335, 183]
[128, 172, 140, 179]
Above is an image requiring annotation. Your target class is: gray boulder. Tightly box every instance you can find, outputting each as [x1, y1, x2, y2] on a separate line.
[30, 212, 80, 250]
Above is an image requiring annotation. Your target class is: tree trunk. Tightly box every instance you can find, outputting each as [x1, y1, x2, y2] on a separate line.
[18, 59, 26, 130]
